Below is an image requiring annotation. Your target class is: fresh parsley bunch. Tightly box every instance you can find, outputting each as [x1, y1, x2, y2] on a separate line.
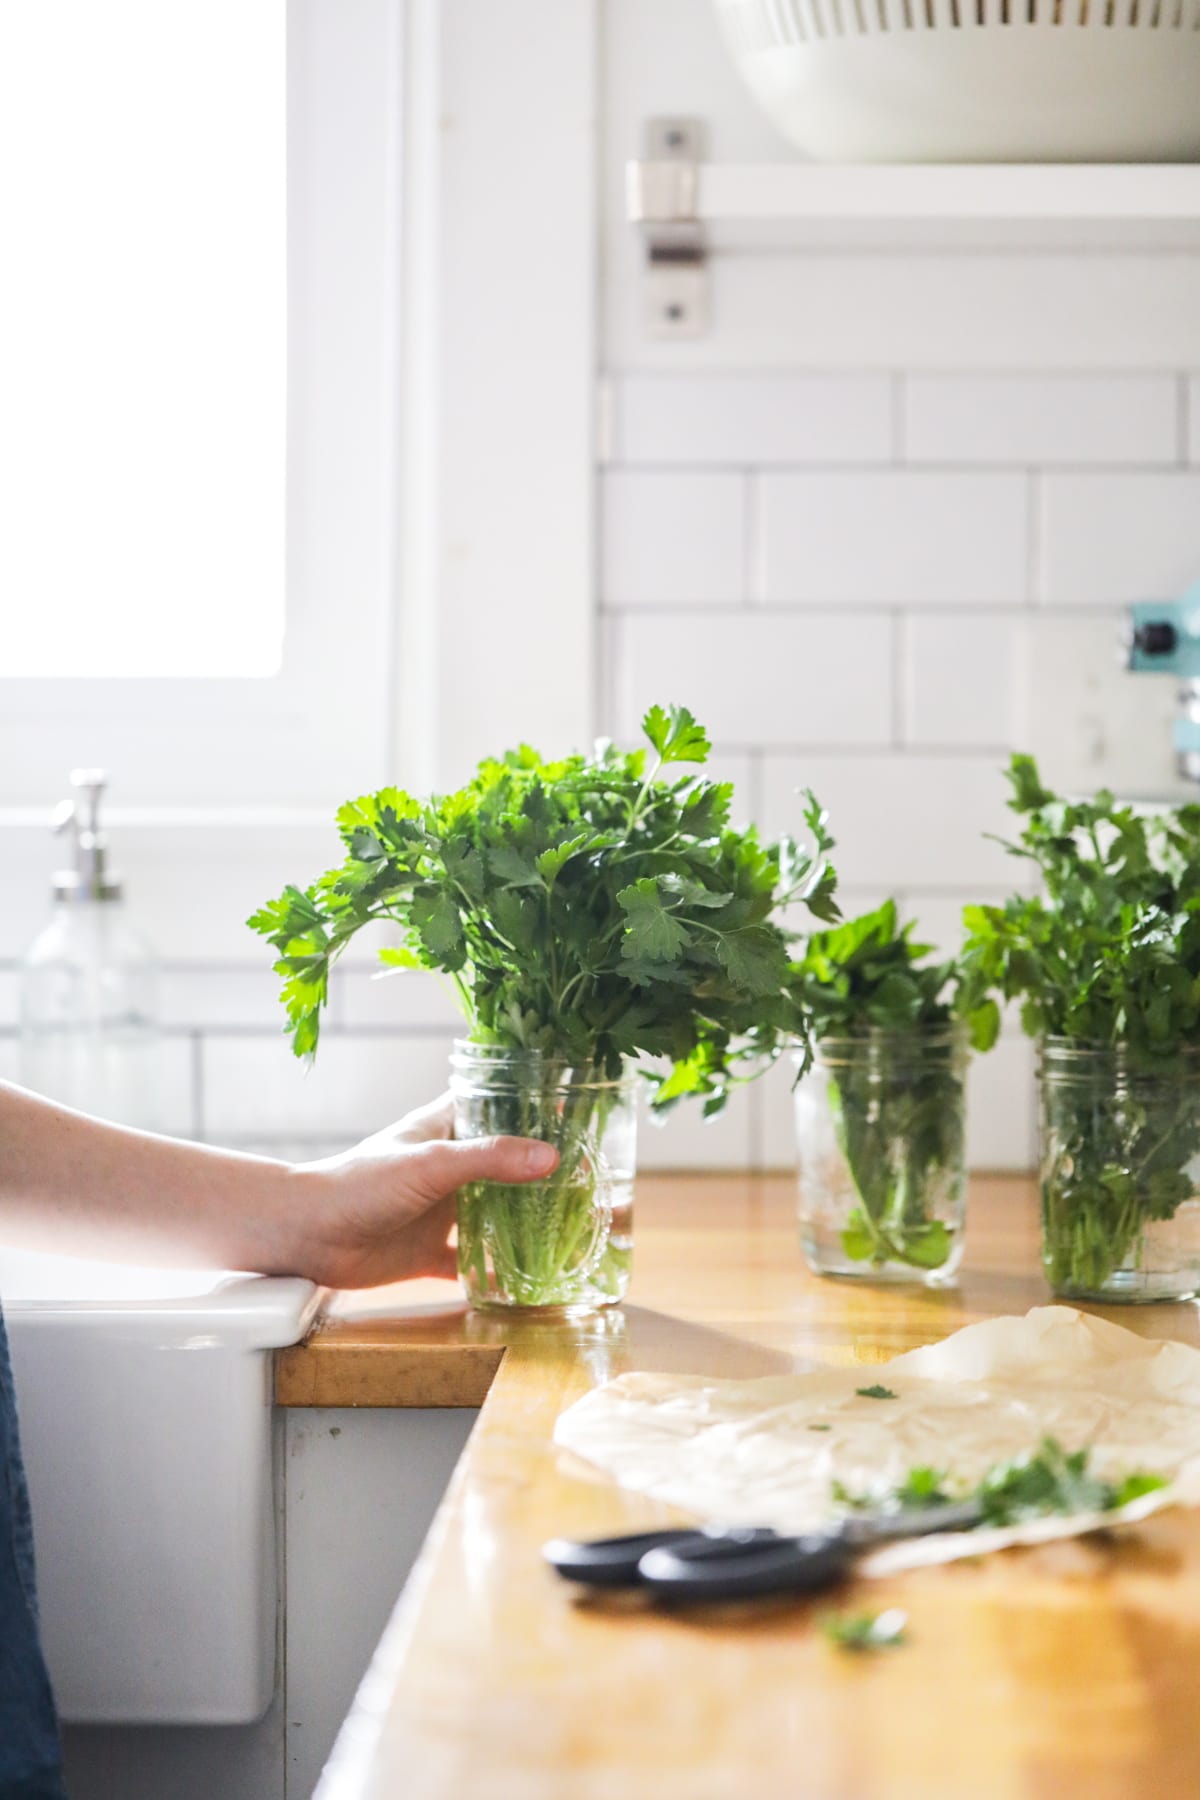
[249, 703, 838, 1108]
[249, 704, 838, 1307]
[790, 900, 967, 1274]
[958, 754, 1200, 1294]
[958, 753, 1200, 1053]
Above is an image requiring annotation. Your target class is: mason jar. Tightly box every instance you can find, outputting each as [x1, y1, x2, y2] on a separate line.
[793, 1027, 968, 1284]
[448, 1042, 638, 1313]
[1038, 1038, 1200, 1303]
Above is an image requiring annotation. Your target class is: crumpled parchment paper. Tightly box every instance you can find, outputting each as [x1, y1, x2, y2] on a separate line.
[553, 1306, 1200, 1575]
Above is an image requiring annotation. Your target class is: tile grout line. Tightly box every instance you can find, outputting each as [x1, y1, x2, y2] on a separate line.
[189, 1029, 206, 1144]
[1178, 372, 1191, 467]
[891, 608, 908, 749]
[1025, 468, 1042, 607]
[743, 468, 760, 606]
[890, 372, 906, 465]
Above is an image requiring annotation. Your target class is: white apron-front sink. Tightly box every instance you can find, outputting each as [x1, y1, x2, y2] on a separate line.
[2, 1251, 319, 1725]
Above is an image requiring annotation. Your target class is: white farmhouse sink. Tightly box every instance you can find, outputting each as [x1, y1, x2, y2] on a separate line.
[1, 1250, 319, 1725]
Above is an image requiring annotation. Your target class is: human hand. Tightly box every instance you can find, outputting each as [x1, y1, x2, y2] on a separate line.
[287, 1093, 559, 1289]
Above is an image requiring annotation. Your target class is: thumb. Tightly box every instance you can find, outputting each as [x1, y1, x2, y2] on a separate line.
[410, 1134, 559, 1199]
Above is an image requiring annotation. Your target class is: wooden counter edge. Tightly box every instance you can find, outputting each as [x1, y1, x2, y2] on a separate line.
[274, 1336, 504, 1408]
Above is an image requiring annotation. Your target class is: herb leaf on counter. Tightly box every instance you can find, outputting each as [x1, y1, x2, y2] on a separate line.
[820, 1609, 908, 1652]
[830, 1437, 1167, 1526]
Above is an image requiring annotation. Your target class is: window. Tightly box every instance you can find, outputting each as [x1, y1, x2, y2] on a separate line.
[0, 2, 401, 806]
[0, 2, 285, 678]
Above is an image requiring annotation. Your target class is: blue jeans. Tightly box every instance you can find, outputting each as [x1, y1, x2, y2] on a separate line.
[0, 1307, 66, 1799]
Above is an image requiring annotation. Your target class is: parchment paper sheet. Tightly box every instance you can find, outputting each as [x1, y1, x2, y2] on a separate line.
[553, 1307, 1200, 1575]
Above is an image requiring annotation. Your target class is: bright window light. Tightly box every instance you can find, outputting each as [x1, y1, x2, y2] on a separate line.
[0, 2, 285, 677]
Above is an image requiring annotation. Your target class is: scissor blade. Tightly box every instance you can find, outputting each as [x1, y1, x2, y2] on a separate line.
[836, 1499, 985, 1548]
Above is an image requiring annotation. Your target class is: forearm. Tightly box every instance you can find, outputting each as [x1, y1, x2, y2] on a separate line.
[0, 1081, 302, 1272]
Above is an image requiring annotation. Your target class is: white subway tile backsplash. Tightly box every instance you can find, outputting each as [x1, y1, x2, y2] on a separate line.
[757, 1054, 801, 1173]
[1040, 472, 1200, 604]
[202, 1032, 458, 1143]
[902, 892, 1000, 963]
[33, 345, 1192, 1175]
[904, 891, 1027, 1038]
[335, 966, 464, 1032]
[966, 1035, 1037, 1172]
[0, 826, 61, 960]
[763, 753, 1015, 890]
[601, 470, 744, 605]
[609, 252, 1200, 374]
[5, 1033, 197, 1138]
[904, 375, 1178, 467]
[608, 611, 894, 748]
[612, 374, 892, 466]
[639, 1081, 755, 1172]
[760, 472, 1028, 605]
[159, 965, 284, 1030]
[756, 1030, 1036, 1174]
[1021, 610, 1190, 801]
[903, 612, 1021, 749]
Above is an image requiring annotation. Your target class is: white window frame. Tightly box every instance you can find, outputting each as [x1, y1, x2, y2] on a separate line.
[0, 0, 599, 965]
[1, 0, 405, 809]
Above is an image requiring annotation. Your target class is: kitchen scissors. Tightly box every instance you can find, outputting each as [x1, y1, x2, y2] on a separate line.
[543, 1500, 984, 1602]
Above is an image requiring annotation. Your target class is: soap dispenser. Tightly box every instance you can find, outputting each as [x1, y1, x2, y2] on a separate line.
[19, 771, 164, 1132]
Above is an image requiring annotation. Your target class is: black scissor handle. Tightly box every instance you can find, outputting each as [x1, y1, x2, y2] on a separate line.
[542, 1528, 709, 1587]
[638, 1532, 853, 1602]
[542, 1525, 779, 1589]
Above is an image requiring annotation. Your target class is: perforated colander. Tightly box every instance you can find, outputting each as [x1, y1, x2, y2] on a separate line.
[715, 0, 1200, 160]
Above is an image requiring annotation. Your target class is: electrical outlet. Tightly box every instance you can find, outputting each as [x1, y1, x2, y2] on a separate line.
[1021, 611, 1196, 802]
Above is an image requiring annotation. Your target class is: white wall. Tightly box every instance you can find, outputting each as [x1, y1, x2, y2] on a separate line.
[3, 0, 1198, 1174]
[595, 0, 1200, 1172]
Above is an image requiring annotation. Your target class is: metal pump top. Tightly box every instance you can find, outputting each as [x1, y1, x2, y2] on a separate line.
[52, 769, 123, 901]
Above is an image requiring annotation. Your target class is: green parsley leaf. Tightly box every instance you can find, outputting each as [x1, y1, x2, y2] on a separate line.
[616, 878, 690, 963]
[820, 1609, 908, 1652]
[848, 1438, 1169, 1532]
[856, 1384, 898, 1400]
[641, 703, 711, 767]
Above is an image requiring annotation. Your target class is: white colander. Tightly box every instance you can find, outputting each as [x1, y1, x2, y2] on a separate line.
[714, 0, 1200, 161]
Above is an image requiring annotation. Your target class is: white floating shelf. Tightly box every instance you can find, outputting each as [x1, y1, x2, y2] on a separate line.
[628, 161, 1200, 249]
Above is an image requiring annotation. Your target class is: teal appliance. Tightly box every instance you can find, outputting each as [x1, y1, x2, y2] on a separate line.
[1126, 583, 1200, 780]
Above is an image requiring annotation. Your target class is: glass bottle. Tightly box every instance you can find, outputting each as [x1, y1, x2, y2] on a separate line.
[19, 771, 164, 1133]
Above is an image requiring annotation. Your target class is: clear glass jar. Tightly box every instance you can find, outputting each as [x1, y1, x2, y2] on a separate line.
[793, 1027, 968, 1284]
[448, 1042, 637, 1314]
[1038, 1038, 1200, 1303]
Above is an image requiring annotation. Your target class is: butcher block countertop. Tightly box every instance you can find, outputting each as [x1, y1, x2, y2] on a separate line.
[286, 1174, 1200, 1800]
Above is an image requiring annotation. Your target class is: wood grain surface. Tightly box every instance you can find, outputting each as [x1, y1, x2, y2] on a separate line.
[304, 1174, 1200, 1800]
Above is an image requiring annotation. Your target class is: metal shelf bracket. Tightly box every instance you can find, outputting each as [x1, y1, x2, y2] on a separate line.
[627, 118, 708, 340]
